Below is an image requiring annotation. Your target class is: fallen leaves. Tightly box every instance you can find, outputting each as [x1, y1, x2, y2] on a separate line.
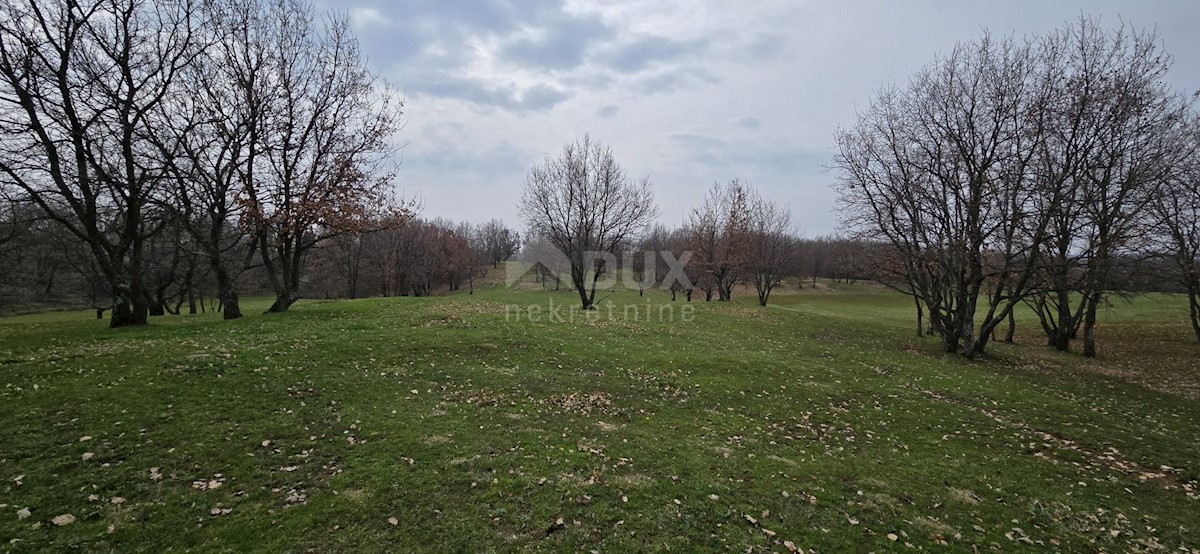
[192, 475, 226, 490]
[51, 514, 75, 526]
[16, 508, 31, 520]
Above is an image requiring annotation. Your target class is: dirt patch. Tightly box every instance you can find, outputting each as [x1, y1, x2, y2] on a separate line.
[543, 391, 616, 416]
[948, 487, 981, 505]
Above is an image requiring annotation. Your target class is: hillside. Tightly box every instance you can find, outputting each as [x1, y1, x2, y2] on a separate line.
[0, 281, 1197, 552]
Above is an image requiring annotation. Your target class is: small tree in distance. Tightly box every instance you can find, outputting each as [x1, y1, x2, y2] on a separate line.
[518, 135, 657, 310]
[478, 219, 520, 267]
[745, 192, 796, 306]
[688, 180, 751, 301]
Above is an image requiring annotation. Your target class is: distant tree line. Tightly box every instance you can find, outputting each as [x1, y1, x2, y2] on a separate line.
[833, 17, 1200, 356]
[304, 216, 520, 299]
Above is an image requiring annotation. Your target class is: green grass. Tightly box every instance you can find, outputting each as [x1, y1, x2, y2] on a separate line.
[0, 273, 1197, 552]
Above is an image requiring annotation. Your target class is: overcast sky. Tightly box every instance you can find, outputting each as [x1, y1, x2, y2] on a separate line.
[319, 0, 1200, 236]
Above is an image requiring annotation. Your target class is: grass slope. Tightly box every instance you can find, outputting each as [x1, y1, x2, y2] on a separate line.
[0, 276, 1197, 552]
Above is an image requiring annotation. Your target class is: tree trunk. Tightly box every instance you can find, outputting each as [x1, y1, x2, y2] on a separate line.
[914, 296, 924, 337]
[1082, 293, 1100, 358]
[149, 286, 167, 316]
[220, 290, 242, 320]
[1052, 288, 1072, 352]
[130, 241, 150, 325]
[267, 294, 296, 313]
[1190, 292, 1200, 344]
[211, 265, 242, 320]
[109, 282, 138, 328]
[1004, 309, 1016, 343]
[941, 332, 959, 353]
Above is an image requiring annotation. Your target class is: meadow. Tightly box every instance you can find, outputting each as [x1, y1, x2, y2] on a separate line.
[0, 272, 1197, 552]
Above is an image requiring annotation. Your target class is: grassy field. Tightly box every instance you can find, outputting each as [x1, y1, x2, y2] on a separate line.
[0, 272, 1197, 552]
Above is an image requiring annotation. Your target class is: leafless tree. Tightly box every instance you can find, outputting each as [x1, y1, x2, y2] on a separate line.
[745, 192, 796, 306]
[518, 135, 657, 309]
[835, 31, 1050, 357]
[149, 0, 281, 319]
[1151, 115, 1200, 343]
[632, 224, 673, 297]
[478, 219, 520, 267]
[1029, 20, 1191, 357]
[836, 18, 1194, 358]
[0, 0, 201, 326]
[242, 1, 406, 312]
[688, 180, 750, 301]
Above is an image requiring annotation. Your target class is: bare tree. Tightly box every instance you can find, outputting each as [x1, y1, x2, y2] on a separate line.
[835, 31, 1048, 357]
[1152, 115, 1200, 343]
[745, 192, 796, 306]
[518, 135, 657, 309]
[243, 2, 406, 313]
[633, 224, 673, 297]
[1029, 20, 1190, 357]
[149, 0, 283, 319]
[836, 18, 1193, 359]
[688, 180, 750, 301]
[0, 0, 200, 326]
[478, 219, 520, 267]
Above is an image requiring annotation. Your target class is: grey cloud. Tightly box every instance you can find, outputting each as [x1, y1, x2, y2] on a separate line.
[500, 15, 615, 70]
[406, 139, 531, 178]
[668, 133, 727, 151]
[596, 36, 708, 72]
[339, 0, 591, 110]
[597, 104, 619, 118]
[347, 0, 554, 38]
[519, 84, 573, 111]
[743, 33, 789, 60]
[411, 75, 571, 112]
[667, 133, 825, 175]
[627, 67, 720, 95]
[738, 117, 762, 130]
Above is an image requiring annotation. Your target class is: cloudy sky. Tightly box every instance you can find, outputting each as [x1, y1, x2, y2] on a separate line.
[319, 0, 1200, 235]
